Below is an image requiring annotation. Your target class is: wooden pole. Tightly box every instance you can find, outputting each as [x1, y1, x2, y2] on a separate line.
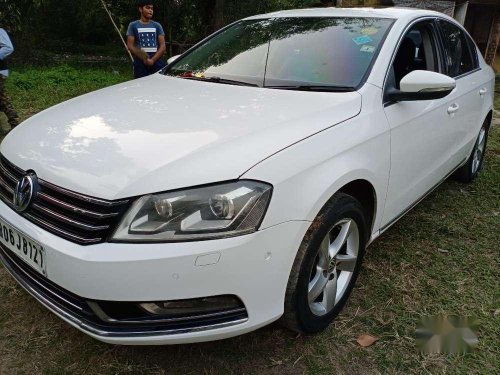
[99, 0, 134, 62]
[169, 26, 173, 57]
[216, 0, 225, 31]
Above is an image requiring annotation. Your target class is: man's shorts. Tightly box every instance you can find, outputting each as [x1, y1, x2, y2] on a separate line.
[133, 58, 166, 79]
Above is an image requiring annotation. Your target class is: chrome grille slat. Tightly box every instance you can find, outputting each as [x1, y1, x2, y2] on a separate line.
[93, 306, 249, 325]
[0, 155, 130, 245]
[24, 213, 102, 244]
[38, 180, 129, 207]
[32, 204, 110, 232]
[37, 192, 119, 219]
[0, 161, 18, 184]
[0, 174, 14, 194]
[0, 156, 24, 176]
[0, 190, 12, 206]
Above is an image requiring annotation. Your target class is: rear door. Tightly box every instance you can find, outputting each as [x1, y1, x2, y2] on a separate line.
[436, 19, 485, 164]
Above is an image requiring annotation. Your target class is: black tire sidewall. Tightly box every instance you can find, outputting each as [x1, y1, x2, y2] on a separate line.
[293, 195, 367, 333]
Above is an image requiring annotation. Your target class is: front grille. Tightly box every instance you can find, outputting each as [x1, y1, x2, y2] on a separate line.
[0, 155, 131, 245]
[0, 244, 249, 337]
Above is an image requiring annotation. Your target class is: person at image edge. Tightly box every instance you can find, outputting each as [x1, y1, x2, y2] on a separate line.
[0, 24, 19, 134]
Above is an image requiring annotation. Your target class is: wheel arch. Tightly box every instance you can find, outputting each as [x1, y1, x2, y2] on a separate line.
[485, 110, 493, 129]
[337, 179, 377, 235]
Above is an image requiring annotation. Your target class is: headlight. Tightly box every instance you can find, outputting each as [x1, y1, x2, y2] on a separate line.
[111, 180, 272, 242]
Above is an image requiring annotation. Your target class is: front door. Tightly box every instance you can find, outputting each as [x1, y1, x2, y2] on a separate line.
[381, 20, 459, 228]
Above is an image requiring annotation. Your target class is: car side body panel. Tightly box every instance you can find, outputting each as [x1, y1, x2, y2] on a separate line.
[376, 14, 494, 229]
[244, 83, 390, 238]
[451, 63, 495, 161]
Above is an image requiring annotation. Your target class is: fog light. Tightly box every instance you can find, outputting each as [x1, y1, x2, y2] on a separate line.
[139, 295, 242, 316]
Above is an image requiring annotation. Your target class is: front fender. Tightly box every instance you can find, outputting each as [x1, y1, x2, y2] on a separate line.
[243, 86, 391, 237]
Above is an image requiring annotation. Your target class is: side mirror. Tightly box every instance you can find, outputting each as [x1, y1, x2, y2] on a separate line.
[167, 55, 181, 65]
[387, 70, 456, 102]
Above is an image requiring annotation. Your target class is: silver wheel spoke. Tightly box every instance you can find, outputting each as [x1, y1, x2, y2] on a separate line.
[473, 152, 481, 173]
[323, 276, 338, 312]
[472, 128, 486, 174]
[478, 142, 485, 154]
[329, 220, 352, 258]
[318, 236, 330, 269]
[308, 271, 328, 303]
[478, 129, 486, 149]
[336, 254, 358, 272]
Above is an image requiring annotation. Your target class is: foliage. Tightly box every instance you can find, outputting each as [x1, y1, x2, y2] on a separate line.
[1, 0, 326, 57]
[3, 64, 130, 120]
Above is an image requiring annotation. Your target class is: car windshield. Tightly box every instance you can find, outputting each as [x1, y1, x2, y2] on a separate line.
[164, 17, 394, 90]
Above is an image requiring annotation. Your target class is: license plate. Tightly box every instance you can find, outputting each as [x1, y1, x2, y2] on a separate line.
[0, 216, 46, 276]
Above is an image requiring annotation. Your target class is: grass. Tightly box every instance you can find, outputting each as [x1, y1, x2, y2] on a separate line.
[0, 66, 499, 374]
[1, 64, 130, 126]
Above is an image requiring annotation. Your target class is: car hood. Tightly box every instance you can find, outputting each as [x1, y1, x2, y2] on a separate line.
[1, 74, 361, 200]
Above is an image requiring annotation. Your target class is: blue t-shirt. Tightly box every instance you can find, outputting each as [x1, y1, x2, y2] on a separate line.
[126, 20, 165, 55]
[0, 28, 14, 77]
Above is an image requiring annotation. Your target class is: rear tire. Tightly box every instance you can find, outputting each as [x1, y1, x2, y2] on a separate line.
[282, 193, 367, 334]
[454, 119, 490, 183]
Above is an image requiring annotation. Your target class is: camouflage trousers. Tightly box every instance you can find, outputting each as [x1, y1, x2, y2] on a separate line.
[0, 75, 19, 128]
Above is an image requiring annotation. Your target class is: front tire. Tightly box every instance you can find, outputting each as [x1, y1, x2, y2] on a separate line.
[282, 193, 368, 333]
[454, 119, 490, 183]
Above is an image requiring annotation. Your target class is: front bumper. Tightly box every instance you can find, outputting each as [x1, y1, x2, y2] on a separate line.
[0, 200, 310, 345]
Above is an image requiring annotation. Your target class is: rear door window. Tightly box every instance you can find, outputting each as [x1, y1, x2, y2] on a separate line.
[465, 34, 479, 69]
[438, 20, 475, 77]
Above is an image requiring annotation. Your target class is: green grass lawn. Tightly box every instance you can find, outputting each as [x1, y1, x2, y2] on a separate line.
[0, 66, 498, 374]
[1, 64, 130, 127]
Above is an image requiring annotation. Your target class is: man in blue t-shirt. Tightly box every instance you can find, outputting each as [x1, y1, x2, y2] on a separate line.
[0, 26, 19, 133]
[126, 1, 166, 79]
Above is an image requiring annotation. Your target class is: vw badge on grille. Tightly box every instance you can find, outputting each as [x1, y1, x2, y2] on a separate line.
[13, 174, 36, 212]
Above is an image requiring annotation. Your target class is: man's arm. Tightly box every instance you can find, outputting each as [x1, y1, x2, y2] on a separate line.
[150, 35, 166, 64]
[127, 35, 148, 62]
[0, 29, 14, 61]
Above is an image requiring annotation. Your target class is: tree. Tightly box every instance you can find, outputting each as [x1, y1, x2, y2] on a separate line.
[2, 0, 324, 57]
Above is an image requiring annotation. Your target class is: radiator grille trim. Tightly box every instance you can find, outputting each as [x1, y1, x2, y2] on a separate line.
[0, 155, 130, 245]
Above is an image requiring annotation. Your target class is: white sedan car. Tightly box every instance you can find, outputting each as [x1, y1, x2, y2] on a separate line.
[0, 8, 494, 345]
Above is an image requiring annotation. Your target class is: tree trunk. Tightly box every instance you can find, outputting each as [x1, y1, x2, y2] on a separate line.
[211, 0, 224, 32]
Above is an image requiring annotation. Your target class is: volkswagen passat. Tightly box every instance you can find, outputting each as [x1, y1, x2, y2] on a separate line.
[0, 8, 494, 345]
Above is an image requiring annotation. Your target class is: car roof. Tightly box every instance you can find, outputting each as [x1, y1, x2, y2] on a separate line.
[245, 7, 443, 21]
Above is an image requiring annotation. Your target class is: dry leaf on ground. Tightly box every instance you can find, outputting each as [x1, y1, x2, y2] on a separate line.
[357, 334, 379, 347]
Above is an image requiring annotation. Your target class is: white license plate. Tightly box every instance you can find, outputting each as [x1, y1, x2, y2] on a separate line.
[0, 216, 46, 276]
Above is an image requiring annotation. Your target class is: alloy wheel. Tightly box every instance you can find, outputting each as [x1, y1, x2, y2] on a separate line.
[308, 219, 360, 316]
[472, 127, 486, 174]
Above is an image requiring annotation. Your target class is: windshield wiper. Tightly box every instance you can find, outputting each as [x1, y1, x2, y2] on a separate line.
[265, 85, 355, 92]
[182, 75, 258, 87]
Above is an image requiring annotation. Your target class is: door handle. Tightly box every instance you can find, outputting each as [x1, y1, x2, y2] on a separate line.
[479, 88, 487, 97]
[447, 103, 460, 115]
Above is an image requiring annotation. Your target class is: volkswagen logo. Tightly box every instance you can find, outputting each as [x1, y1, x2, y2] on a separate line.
[13, 173, 36, 212]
